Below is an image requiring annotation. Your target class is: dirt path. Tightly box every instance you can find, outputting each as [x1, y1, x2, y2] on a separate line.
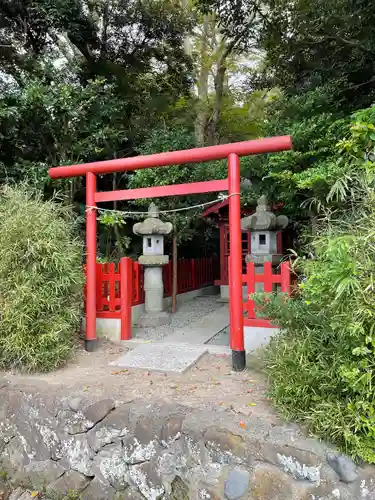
[2, 340, 282, 426]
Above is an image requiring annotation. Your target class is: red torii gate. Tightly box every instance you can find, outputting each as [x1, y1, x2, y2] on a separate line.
[49, 136, 292, 371]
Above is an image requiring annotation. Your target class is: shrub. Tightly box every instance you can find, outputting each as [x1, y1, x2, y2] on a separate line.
[261, 107, 375, 463]
[0, 185, 84, 372]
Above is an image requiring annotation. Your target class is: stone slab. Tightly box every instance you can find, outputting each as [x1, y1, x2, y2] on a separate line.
[109, 343, 208, 374]
[160, 305, 229, 345]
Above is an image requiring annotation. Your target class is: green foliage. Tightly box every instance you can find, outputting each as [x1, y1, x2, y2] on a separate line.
[256, 0, 375, 110]
[0, 76, 134, 193]
[240, 86, 349, 217]
[261, 107, 375, 462]
[0, 186, 84, 372]
[129, 127, 226, 244]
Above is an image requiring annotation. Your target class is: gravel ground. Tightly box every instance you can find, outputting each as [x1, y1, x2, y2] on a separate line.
[4, 341, 279, 423]
[132, 294, 225, 342]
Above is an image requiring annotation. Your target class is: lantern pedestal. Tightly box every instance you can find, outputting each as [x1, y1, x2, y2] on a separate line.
[133, 203, 173, 328]
[138, 259, 171, 327]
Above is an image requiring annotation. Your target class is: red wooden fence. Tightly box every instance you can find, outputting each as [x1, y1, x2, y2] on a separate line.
[243, 261, 291, 328]
[94, 257, 216, 320]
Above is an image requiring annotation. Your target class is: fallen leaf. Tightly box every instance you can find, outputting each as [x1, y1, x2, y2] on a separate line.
[111, 369, 128, 375]
[239, 421, 246, 429]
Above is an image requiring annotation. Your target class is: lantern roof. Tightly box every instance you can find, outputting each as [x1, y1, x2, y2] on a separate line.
[133, 203, 173, 236]
[241, 195, 288, 231]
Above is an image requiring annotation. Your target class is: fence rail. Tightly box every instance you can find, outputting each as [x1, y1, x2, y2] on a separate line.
[94, 257, 216, 319]
[242, 261, 291, 328]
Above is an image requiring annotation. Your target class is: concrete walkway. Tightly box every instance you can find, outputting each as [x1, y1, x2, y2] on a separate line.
[112, 299, 280, 373]
[159, 304, 229, 345]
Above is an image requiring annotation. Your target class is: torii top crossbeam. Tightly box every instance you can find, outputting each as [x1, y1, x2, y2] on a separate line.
[49, 135, 292, 372]
[48, 136, 292, 178]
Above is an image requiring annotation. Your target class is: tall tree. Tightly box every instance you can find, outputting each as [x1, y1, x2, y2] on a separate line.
[192, 0, 264, 145]
[254, 0, 375, 109]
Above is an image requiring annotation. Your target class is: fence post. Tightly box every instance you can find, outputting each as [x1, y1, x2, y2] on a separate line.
[120, 257, 133, 340]
[280, 261, 291, 294]
[191, 259, 196, 290]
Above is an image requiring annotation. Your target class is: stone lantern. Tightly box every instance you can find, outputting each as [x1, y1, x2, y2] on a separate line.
[241, 195, 288, 291]
[133, 203, 173, 326]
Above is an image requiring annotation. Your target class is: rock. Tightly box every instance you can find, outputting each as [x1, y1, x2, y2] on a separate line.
[121, 486, 146, 499]
[170, 476, 189, 499]
[56, 435, 94, 475]
[88, 425, 124, 453]
[160, 413, 185, 445]
[80, 476, 118, 500]
[87, 404, 131, 452]
[133, 414, 155, 446]
[204, 427, 245, 464]
[91, 443, 129, 491]
[68, 397, 83, 412]
[327, 453, 359, 483]
[358, 467, 375, 499]
[123, 435, 158, 465]
[249, 464, 297, 500]
[224, 468, 250, 499]
[59, 409, 94, 435]
[0, 478, 8, 500]
[83, 399, 115, 426]
[47, 470, 91, 497]
[8, 489, 25, 500]
[23, 460, 65, 489]
[102, 404, 131, 433]
[2, 436, 30, 472]
[262, 434, 324, 470]
[126, 403, 187, 446]
[276, 453, 321, 482]
[11, 411, 51, 463]
[127, 461, 165, 499]
[13, 492, 35, 500]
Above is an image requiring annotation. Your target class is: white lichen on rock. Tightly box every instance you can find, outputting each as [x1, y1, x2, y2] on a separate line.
[277, 453, 321, 482]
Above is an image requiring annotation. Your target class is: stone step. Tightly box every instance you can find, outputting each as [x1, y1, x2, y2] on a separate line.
[109, 343, 208, 374]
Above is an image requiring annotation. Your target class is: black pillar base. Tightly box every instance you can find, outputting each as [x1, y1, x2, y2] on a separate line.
[232, 350, 246, 371]
[85, 339, 98, 352]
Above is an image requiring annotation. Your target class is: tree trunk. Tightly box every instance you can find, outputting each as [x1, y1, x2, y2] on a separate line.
[206, 59, 226, 146]
[113, 172, 124, 256]
[181, 0, 192, 56]
[194, 14, 210, 146]
[171, 234, 178, 313]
